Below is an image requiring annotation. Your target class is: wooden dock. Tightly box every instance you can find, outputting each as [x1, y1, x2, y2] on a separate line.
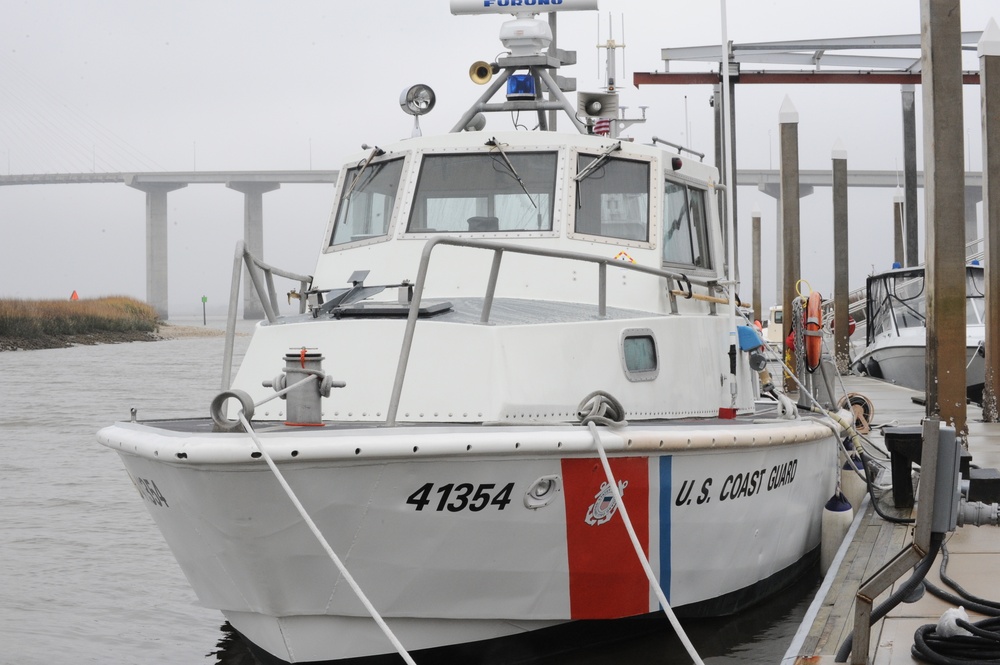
[784, 375, 1000, 665]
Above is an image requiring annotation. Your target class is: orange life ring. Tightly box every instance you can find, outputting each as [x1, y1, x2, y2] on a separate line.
[805, 291, 822, 372]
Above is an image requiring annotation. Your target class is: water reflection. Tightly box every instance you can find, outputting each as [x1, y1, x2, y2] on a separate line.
[208, 567, 819, 664]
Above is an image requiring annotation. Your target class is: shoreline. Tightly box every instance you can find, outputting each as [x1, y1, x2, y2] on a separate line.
[0, 322, 228, 352]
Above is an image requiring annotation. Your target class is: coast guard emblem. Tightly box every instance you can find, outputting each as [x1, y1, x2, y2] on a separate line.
[584, 480, 628, 526]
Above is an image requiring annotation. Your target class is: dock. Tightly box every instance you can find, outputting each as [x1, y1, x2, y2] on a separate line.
[784, 374, 1000, 664]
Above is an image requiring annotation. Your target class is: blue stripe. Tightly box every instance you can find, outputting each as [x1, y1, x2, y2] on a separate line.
[658, 455, 672, 603]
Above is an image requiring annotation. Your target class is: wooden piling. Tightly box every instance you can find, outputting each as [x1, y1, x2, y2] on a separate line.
[981, 19, 1000, 422]
[832, 142, 850, 374]
[901, 85, 920, 266]
[752, 211, 762, 325]
[780, 97, 800, 387]
[921, 0, 967, 436]
[893, 191, 905, 267]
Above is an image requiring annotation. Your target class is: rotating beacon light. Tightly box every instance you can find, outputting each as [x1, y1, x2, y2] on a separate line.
[399, 84, 436, 138]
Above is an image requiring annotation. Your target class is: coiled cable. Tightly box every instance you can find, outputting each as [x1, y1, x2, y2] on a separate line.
[911, 616, 1000, 663]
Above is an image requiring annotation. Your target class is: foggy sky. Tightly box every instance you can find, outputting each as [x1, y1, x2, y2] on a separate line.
[1, 0, 996, 317]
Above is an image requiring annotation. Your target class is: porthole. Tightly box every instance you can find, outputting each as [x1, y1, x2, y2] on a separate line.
[620, 328, 659, 382]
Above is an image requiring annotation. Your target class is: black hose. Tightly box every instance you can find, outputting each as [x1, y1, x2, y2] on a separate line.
[860, 450, 915, 525]
[911, 616, 1000, 663]
[834, 532, 944, 662]
[911, 541, 1000, 663]
[937, 543, 1000, 613]
[923, 543, 1000, 616]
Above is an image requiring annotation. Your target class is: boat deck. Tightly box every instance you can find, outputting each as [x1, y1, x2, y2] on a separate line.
[786, 374, 1000, 664]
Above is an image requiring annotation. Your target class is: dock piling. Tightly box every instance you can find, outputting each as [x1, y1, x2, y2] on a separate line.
[832, 142, 850, 374]
[921, 0, 968, 436]
[980, 19, 1000, 421]
[779, 97, 801, 388]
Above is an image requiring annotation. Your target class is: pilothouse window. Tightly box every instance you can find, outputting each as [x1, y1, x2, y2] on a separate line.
[574, 155, 649, 242]
[407, 152, 556, 233]
[330, 157, 405, 246]
[663, 181, 712, 269]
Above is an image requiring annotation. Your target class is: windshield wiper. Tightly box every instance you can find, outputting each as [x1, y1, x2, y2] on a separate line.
[575, 141, 622, 182]
[343, 146, 385, 200]
[485, 137, 536, 209]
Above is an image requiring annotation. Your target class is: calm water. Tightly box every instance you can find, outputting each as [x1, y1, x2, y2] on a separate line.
[0, 319, 817, 664]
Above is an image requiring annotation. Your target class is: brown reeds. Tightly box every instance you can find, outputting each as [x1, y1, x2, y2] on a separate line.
[0, 296, 160, 338]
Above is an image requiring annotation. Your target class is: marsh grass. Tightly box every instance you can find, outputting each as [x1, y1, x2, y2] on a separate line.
[0, 296, 160, 338]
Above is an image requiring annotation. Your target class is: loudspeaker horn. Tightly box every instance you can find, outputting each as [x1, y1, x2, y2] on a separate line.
[465, 112, 487, 132]
[469, 61, 497, 85]
[577, 91, 619, 118]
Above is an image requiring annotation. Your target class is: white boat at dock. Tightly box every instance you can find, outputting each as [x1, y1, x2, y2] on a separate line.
[98, 2, 847, 662]
[853, 263, 986, 404]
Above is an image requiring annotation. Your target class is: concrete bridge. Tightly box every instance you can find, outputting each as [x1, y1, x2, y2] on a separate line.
[0, 170, 338, 319]
[1, 166, 983, 320]
[737, 168, 985, 242]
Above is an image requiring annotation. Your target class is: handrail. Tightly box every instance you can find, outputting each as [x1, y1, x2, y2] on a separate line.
[223, 241, 313, 389]
[386, 237, 719, 425]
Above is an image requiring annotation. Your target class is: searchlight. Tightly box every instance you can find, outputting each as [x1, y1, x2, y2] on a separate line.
[399, 84, 436, 138]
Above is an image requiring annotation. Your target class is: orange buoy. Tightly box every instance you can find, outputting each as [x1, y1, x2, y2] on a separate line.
[805, 291, 822, 372]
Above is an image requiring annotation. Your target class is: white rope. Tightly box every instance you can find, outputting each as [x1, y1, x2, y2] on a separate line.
[968, 340, 983, 370]
[236, 412, 416, 665]
[581, 411, 705, 665]
[257, 372, 318, 406]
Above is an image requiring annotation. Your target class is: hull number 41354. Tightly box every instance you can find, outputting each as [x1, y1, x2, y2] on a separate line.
[406, 482, 514, 512]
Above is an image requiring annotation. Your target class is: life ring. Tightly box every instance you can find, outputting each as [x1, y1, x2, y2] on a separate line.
[805, 291, 822, 372]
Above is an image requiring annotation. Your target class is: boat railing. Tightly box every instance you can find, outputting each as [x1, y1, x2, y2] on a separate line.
[223, 240, 313, 389]
[386, 236, 720, 425]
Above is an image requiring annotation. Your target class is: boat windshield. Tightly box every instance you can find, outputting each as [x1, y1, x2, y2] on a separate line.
[867, 266, 985, 342]
[330, 157, 405, 246]
[867, 270, 925, 341]
[574, 154, 649, 242]
[407, 152, 557, 233]
[662, 180, 711, 268]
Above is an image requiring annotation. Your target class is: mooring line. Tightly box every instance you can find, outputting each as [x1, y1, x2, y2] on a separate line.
[237, 412, 416, 665]
[586, 420, 706, 665]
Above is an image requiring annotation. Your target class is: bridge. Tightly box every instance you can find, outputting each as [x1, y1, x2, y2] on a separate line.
[736, 168, 985, 237]
[0, 170, 338, 319]
[0, 166, 983, 320]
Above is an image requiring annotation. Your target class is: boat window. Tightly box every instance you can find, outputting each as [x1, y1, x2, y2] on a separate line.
[621, 330, 659, 381]
[663, 181, 712, 269]
[407, 152, 556, 233]
[330, 157, 405, 246]
[574, 155, 649, 242]
[890, 273, 926, 330]
[866, 270, 926, 342]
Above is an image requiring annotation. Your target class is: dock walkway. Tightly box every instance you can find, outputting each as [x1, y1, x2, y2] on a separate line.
[786, 375, 1000, 664]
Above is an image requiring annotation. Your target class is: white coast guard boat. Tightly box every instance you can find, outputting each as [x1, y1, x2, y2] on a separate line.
[99, 2, 843, 662]
[853, 263, 986, 404]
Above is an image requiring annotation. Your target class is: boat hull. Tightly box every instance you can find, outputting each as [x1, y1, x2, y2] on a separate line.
[228, 548, 820, 665]
[101, 419, 838, 663]
[855, 336, 985, 403]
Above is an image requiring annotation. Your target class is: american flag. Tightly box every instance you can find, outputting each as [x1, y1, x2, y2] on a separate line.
[593, 118, 611, 136]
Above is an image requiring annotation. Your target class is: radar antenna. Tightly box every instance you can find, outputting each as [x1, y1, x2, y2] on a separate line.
[449, 0, 599, 134]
